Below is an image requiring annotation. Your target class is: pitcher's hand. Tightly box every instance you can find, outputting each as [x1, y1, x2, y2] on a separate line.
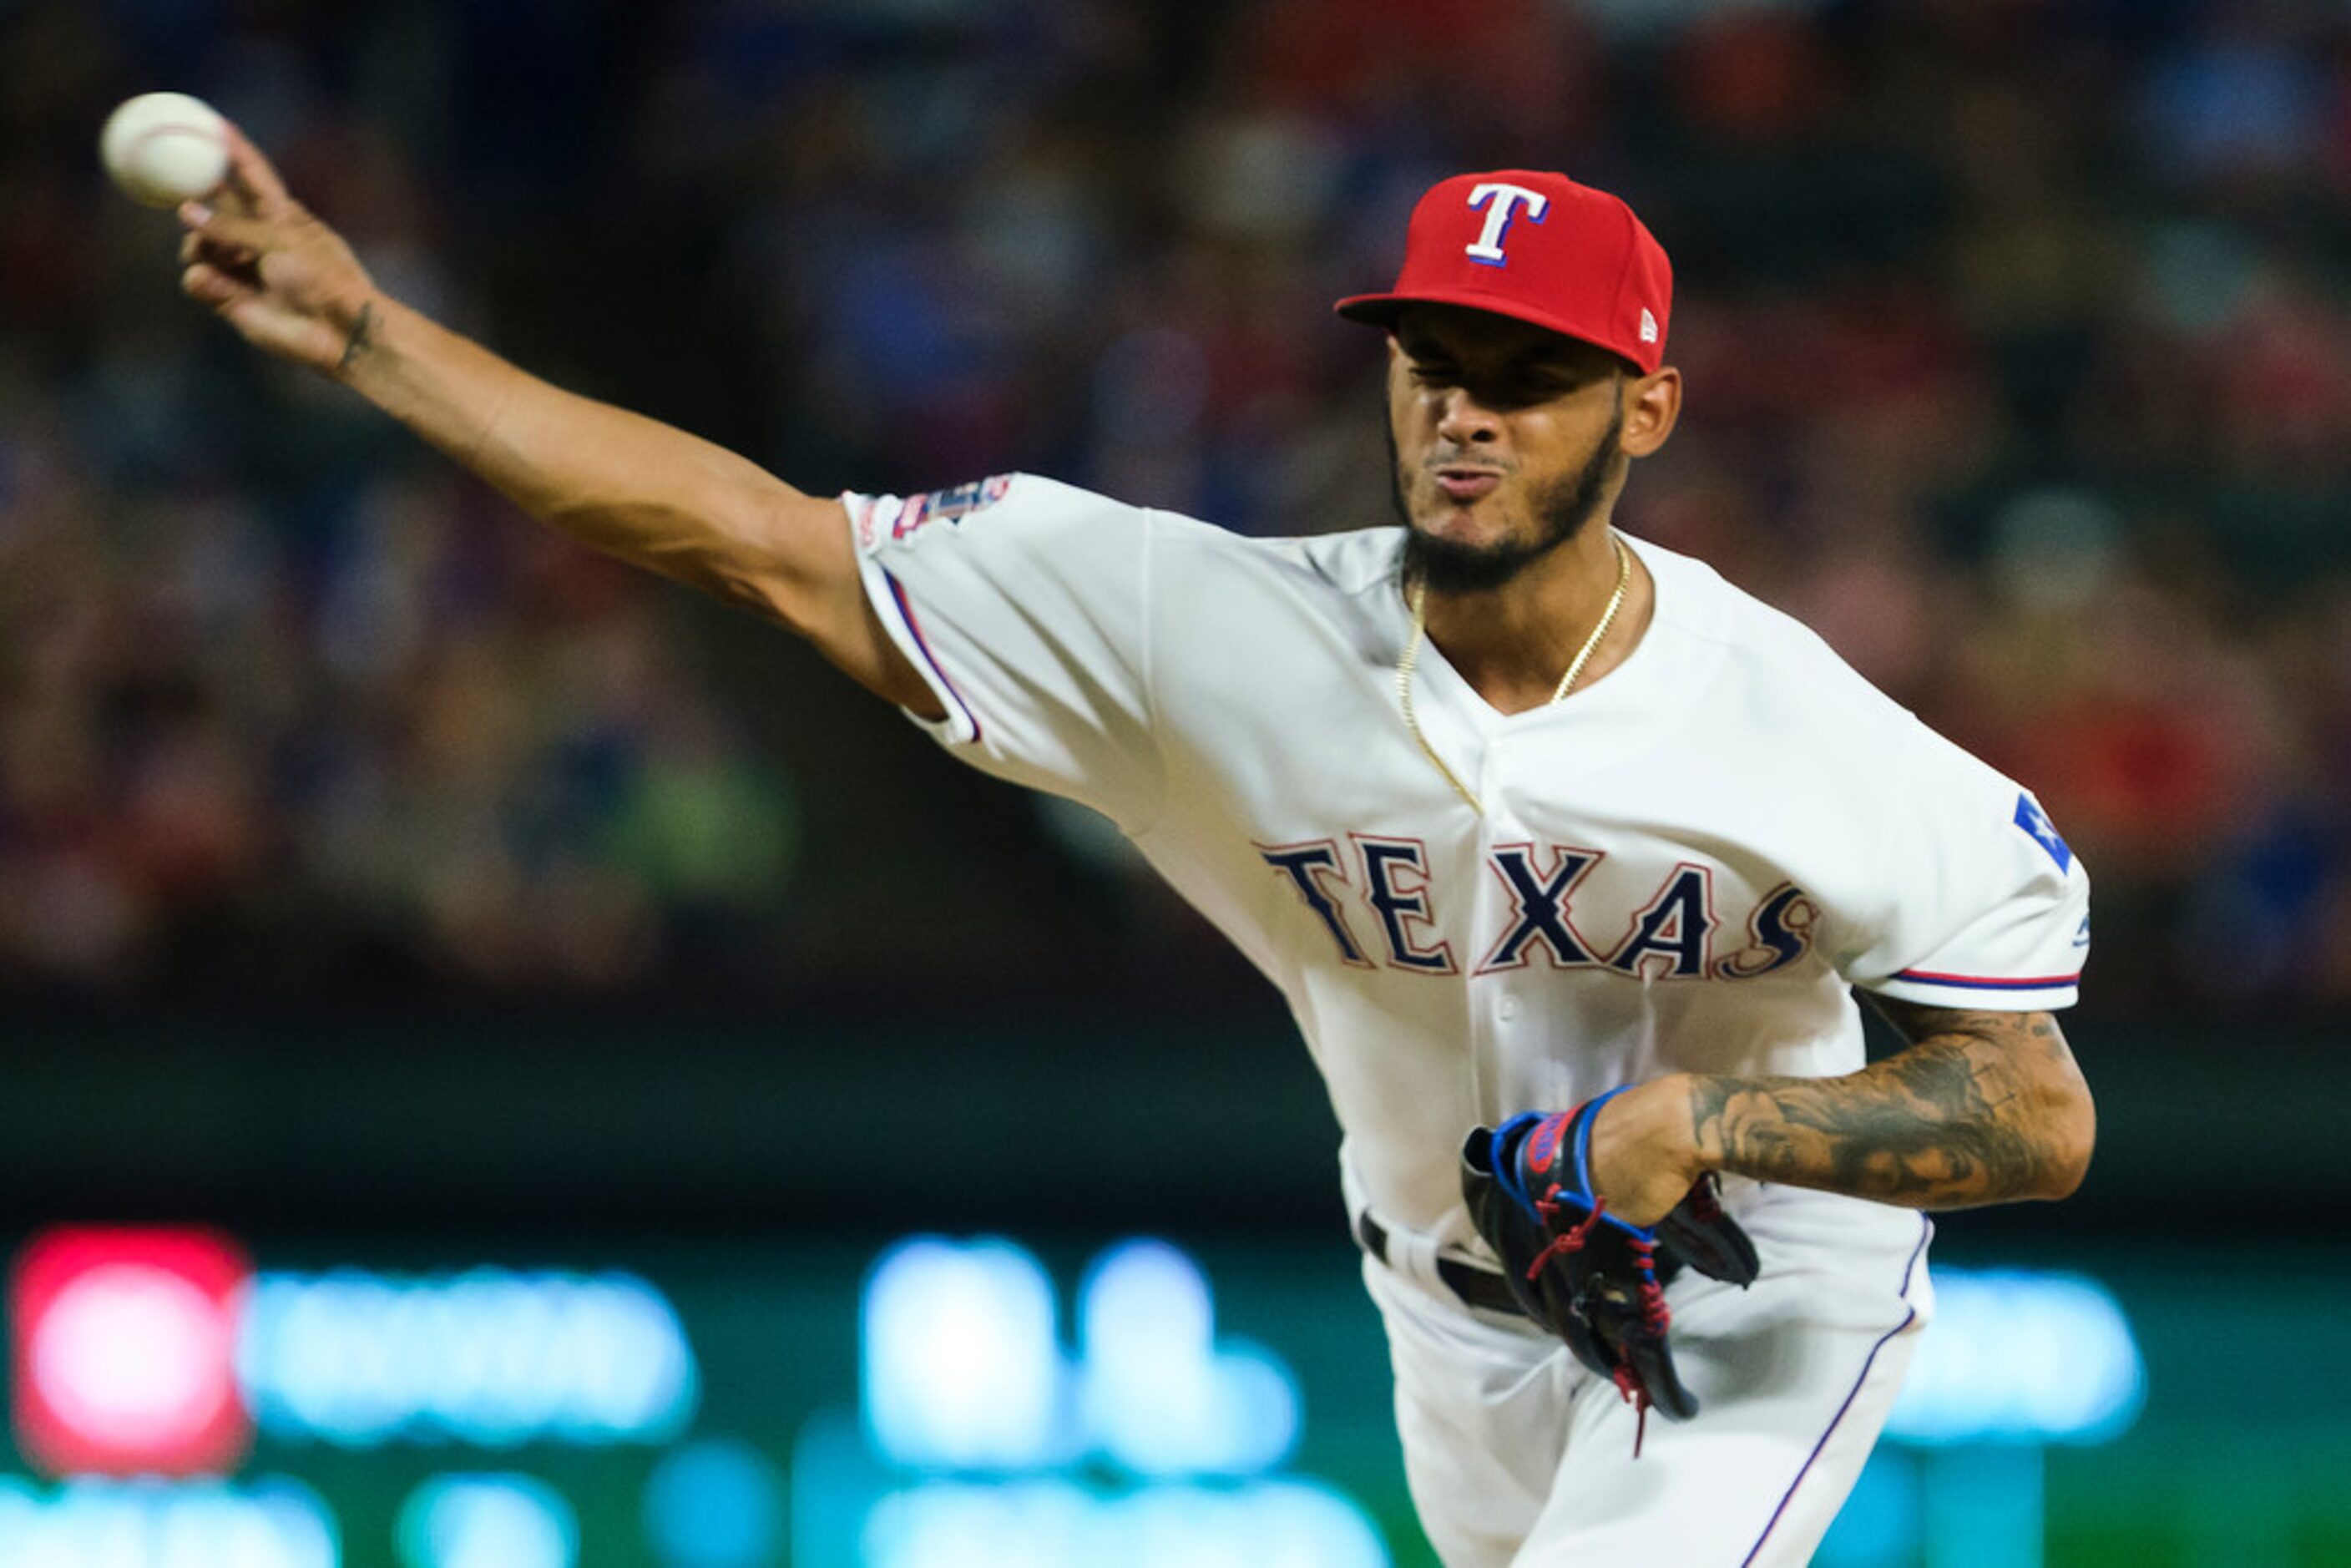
[179, 124, 376, 377]
[1585, 1074, 1708, 1227]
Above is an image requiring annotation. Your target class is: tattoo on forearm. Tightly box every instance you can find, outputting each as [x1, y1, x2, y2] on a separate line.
[1689, 1004, 2081, 1208]
[337, 300, 377, 375]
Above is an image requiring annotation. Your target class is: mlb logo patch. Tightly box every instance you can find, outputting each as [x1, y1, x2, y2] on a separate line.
[892, 475, 1016, 542]
[2013, 792, 2072, 873]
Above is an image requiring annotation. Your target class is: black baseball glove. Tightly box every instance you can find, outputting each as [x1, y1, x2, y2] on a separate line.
[1461, 1087, 1760, 1441]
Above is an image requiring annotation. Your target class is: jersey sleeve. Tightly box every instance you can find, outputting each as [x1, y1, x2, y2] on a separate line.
[843, 473, 1164, 828]
[1843, 723, 2091, 1013]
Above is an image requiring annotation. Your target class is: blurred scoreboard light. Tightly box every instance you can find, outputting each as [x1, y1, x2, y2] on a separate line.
[1818, 1266, 2147, 1568]
[9, 1227, 702, 1474]
[1076, 1239, 1299, 1478]
[237, 1267, 700, 1448]
[0, 1474, 337, 1567]
[812, 1234, 1388, 1567]
[854, 1475, 1391, 1568]
[396, 1474, 579, 1568]
[640, 1438, 786, 1568]
[1885, 1267, 2146, 1446]
[860, 1238, 1067, 1470]
[10, 1227, 255, 1477]
[1, 1224, 1393, 1564]
[0, 1222, 2156, 1566]
[3, 1226, 715, 1567]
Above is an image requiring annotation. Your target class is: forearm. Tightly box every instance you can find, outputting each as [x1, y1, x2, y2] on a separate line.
[1686, 1007, 2096, 1210]
[183, 135, 932, 707]
[336, 295, 831, 625]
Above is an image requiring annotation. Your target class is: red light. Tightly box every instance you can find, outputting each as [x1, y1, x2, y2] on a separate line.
[11, 1227, 254, 1477]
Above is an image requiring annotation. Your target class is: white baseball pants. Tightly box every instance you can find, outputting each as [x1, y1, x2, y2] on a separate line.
[1361, 1193, 1934, 1567]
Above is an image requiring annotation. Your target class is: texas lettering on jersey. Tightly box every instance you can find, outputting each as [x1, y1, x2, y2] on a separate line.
[1257, 836, 1819, 982]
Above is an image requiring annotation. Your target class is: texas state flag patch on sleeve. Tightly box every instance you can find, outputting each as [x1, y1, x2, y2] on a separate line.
[2013, 792, 2072, 873]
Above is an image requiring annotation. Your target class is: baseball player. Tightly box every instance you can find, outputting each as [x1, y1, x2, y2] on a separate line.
[179, 134, 2094, 1565]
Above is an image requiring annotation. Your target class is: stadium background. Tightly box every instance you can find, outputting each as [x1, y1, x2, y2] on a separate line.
[3, 0, 2348, 1563]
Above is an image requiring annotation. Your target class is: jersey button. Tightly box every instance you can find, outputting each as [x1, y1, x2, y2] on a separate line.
[1496, 995, 1521, 1022]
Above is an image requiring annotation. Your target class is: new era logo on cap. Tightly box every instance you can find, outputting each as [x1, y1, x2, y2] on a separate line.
[1336, 170, 1674, 375]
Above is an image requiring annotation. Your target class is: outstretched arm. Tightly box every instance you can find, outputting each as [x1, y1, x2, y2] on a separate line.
[178, 124, 939, 716]
[1590, 999, 2095, 1226]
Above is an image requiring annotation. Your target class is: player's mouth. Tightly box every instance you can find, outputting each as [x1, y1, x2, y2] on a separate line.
[1431, 464, 1506, 504]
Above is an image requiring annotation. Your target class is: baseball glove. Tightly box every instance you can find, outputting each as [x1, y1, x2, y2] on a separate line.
[1460, 1086, 1759, 1443]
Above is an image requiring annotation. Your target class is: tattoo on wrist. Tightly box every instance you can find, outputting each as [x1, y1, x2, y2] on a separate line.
[1688, 1009, 2071, 1206]
[337, 300, 377, 375]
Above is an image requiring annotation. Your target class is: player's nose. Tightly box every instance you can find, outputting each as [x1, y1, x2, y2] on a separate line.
[1433, 386, 1504, 446]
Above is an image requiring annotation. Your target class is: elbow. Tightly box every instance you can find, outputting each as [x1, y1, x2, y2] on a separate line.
[2037, 1072, 2096, 1201]
[727, 485, 863, 641]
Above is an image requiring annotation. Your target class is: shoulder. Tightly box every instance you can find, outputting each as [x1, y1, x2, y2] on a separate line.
[1152, 518, 1403, 593]
[853, 474, 1398, 584]
[1635, 534, 2034, 809]
[1646, 540, 2050, 832]
[1633, 534, 1924, 738]
[848, 473, 1146, 554]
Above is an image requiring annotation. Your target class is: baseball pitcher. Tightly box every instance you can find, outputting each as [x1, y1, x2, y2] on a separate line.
[178, 133, 2094, 1565]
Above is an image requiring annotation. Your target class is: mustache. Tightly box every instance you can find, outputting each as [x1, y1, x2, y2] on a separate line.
[1423, 453, 1515, 476]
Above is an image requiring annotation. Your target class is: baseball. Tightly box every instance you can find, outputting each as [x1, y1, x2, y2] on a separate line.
[99, 93, 230, 209]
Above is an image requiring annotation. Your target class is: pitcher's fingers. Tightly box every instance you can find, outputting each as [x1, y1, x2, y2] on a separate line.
[180, 229, 255, 269]
[179, 200, 277, 254]
[181, 261, 254, 308]
[220, 122, 293, 213]
[175, 229, 254, 267]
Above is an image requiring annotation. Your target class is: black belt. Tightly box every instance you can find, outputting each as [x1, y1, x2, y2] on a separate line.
[1355, 1211, 1526, 1318]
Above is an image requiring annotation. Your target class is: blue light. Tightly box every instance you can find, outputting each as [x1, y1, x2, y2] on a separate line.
[857, 1478, 1388, 1568]
[862, 1238, 1068, 1470]
[1815, 1450, 1922, 1568]
[1886, 1268, 2145, 1446]
[1077, 1241, 1300, 1476]
[236, 1268, 699, 1449]
[641, 1438, 784, 1568]
[0, 1474, 338, 1568]
[397, 1474, 577, 1568]
[837, 1235, 1388, 1565]
[1921, 1447, 2046, 1567]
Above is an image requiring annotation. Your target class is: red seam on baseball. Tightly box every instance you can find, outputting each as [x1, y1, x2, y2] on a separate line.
[126, 123, 225, 161]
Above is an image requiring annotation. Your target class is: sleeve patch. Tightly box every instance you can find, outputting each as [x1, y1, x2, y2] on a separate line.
[2012, 792, 2072, 873]
[890, 475, 1017, 542]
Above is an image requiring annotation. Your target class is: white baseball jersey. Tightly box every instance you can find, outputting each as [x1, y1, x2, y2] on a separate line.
[846, 472, 2089, 1564]
[847, 472, 2090, 1245]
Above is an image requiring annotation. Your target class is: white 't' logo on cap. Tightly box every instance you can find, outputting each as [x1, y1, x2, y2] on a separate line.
[1641, 309, 1659, 344]
[1464, 182, 1550, 267]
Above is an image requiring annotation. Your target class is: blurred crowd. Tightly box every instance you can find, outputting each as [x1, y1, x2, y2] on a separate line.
[5, 0, 2351, 1016]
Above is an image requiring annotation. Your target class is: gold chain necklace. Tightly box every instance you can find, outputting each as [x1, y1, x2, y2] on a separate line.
[1396, 534, 1632, 816]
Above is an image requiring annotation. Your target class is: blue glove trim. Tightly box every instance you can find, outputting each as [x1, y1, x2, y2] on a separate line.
[1567, 1086, 1660, 1242]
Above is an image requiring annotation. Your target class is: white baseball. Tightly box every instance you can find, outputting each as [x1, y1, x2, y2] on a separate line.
[100, 93, 231, 209]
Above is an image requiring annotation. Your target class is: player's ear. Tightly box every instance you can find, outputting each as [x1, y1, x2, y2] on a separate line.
[1620, 367, 1681, 458]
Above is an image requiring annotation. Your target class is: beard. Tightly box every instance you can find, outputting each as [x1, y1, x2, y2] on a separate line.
[1393, 403, 1626, 594]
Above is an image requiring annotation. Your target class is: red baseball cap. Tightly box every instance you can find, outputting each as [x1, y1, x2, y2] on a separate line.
[1336, 170, 1673, 375]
